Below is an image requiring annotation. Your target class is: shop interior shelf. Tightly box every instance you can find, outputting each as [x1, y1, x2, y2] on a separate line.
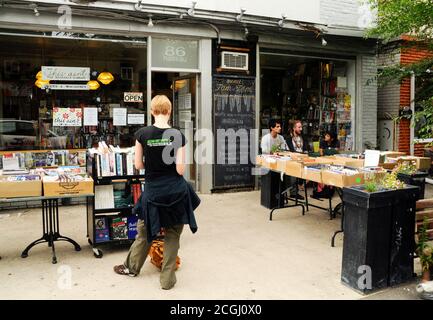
[95, 175, 145, 181]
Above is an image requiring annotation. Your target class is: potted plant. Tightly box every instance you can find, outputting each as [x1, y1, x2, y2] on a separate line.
[394, 160, 428, 200]
[417, 217, 433, 282]
[341, 171, 420, 293]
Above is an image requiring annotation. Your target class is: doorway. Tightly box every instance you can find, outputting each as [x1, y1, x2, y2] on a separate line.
[151, 72, 198, 189]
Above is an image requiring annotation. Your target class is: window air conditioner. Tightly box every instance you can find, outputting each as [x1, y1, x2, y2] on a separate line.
[221, 51, 249, 71]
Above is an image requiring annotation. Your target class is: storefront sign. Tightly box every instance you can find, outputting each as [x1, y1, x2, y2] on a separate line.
[213, 76, 256, 189]
[44, 84, 90, 90]
[124, 92, 143, 103]
[42, 66, 90, 81]
[53, 107, 82, 127]
[152, 38, 198, 70]
[128, 114, 145, 125]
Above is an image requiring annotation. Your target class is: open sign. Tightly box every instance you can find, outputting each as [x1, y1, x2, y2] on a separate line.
[124, 92, 143, 103]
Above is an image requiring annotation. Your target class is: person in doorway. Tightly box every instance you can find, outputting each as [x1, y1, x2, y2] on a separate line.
[286, 120, 309, 153]
[113, 95, 200, 290]
[260, 119, 289, 154]
[319, 131, 340, 156]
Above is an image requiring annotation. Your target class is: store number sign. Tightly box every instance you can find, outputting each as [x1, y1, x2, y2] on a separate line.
[152, 38, 198, 70]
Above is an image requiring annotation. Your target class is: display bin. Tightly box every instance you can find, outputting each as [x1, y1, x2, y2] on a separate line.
[302, 165, 323, 183]
[333, 158, 365, 168]
[0, 178, 42, 198]
[322, 171, 365, 188]
[397, 172, 428, 200]
[277, 160, 303, 178]
[43, 178, 94, 196]
[341, 185, 419, 293]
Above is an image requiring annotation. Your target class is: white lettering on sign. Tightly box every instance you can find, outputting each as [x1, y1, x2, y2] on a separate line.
[124, 92, 143, 103]
[42, 66, 90, 81]
[44, 84, 90, 90]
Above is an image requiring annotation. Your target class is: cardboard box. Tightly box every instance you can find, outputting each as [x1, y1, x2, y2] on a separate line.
[288, 152, 309, 161]
[276, 160, 303, 178]
[322, 171, 365, 188]
[333, 157, 365, 168]
[0, 178, 42, 198]
[397, 156, 431, 170]
[302, 166, 323, 183]
[43, 177, 94, 196]
[314, 156, 337, 165]
[379, 162, 398, 170]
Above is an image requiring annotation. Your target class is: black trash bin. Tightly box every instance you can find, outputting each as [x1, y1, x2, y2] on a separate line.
[341, 185, 419, 294]
[260, 170, 281, 209]
[397, 172, 427, 200]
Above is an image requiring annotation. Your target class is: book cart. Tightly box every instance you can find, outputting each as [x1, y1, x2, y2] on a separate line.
[86, 152, 144, 258]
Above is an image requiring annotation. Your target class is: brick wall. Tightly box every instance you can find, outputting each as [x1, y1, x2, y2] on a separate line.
[361, 55, 378, 148]
[398, 41, 433, 154]
[414, 142, 428, 157]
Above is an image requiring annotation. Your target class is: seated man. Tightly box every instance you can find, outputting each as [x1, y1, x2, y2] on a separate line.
[260, 119, 288, 154]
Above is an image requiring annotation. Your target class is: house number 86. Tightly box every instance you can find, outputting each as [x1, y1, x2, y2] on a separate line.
[165, 46, 186, 57]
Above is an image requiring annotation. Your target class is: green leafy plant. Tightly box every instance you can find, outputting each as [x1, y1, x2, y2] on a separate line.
[365, 180, 378, 193]
[270, 144, 282, 154]
[417, 216, 433, 272]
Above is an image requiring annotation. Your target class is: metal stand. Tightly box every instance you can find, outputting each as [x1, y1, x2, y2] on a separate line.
[331, 188, 345, 247]
[269, 175, 305, 221]
[21, 199, 81, 264]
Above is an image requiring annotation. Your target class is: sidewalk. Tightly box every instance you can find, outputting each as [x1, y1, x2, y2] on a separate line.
[0, 190, 424, 300]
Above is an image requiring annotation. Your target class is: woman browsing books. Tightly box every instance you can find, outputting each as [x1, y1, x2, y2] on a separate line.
[113, 95, 200, 290]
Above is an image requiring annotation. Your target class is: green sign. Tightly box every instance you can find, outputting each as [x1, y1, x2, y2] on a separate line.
[152, 38, 199, 69]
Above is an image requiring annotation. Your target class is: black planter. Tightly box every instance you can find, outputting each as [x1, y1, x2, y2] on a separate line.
[260, 170, 280, 209]
[397, 172, 427, 200]
[341, 185, 419, 294]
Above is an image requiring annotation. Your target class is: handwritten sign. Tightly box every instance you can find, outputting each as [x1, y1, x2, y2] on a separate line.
[53, 107, 82, 127]
[124, 92, 143, 103]
[42, 66, 90, 81]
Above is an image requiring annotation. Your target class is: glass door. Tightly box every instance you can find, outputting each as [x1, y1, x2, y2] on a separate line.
[172, 75, 197, 189]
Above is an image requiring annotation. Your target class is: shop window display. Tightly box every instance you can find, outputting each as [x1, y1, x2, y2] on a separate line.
[260, 54, 355, 152]
[0, 35, 147, 151]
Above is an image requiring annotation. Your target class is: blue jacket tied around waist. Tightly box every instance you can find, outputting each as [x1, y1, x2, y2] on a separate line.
[133, 175, 200, 242]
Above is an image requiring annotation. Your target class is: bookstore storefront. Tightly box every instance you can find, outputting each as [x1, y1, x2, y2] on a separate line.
[0, 33, 148, 152]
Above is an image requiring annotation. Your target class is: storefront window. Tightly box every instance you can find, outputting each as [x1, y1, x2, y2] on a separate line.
[0, 35, 147, 151]
[260, 53, 356, 152]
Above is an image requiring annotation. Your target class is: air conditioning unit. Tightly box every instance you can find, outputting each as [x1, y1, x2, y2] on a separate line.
[221, 51, 249, 71]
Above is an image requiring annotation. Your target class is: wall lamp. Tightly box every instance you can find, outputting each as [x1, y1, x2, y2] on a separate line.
[278, 14, 287, 28]
[147, 14, 154, 27]
[187, 1, 197, 17]
[321, 37, 327, 46]
[30, 3, 40, 17]
[236, 8, 246, 22]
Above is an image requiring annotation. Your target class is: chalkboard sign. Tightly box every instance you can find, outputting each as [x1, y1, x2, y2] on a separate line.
[213, 75, 256, 189]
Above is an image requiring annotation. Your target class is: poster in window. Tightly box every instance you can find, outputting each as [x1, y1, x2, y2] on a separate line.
[53, 107, 82, 127]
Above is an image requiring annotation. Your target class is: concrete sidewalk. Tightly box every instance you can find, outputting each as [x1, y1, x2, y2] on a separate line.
[0, 190, 424, 299]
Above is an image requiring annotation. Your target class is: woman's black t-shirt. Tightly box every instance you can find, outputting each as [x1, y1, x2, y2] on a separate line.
[135, 125, 186, 180]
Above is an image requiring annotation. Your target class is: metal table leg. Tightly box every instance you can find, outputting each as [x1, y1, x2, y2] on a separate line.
[21, 199, 81, 264]
[270, 173, 305, 221]
[331, 188, 345, 247]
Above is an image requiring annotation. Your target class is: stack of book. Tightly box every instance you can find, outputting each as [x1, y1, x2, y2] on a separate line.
[88, 142, 145, 177]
